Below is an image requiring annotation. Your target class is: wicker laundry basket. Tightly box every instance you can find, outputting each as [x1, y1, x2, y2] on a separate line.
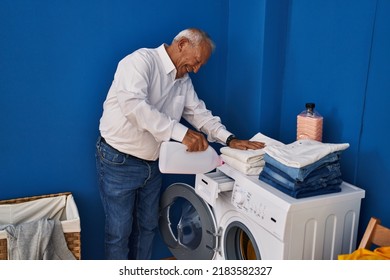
[0, 192, 81, 260]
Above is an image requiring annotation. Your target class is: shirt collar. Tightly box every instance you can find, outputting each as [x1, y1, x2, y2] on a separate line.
[157, 44, 189, 81]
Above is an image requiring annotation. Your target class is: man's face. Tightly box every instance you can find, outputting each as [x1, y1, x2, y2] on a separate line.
[175, 40, 212, 79]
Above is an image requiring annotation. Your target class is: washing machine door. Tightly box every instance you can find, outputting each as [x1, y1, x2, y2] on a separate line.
[159, 183, 218, 260]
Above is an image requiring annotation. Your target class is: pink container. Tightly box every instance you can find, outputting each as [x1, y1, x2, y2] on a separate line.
[297, 103, 323, 142]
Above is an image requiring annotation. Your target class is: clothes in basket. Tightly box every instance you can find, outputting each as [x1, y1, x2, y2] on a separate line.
[0, 193, 80, 260]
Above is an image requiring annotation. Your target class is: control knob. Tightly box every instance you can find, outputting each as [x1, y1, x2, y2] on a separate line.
[233, 189, 246, 205]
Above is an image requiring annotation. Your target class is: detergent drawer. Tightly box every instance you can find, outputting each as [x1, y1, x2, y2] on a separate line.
[195, 171, 234, 207]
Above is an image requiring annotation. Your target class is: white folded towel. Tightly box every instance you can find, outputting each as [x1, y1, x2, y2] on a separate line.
[221, 154, 264, 175]
[220, 148, 265, 164]
[264, 139, 349, 168]
[220, 132, 284, 164]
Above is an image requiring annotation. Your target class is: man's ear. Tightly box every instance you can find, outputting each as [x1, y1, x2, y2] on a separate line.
[177, 38, 190, 52]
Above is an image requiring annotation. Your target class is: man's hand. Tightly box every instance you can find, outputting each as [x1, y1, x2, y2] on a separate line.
[229, 139, 265, 150]
[182, 129, 209, 152]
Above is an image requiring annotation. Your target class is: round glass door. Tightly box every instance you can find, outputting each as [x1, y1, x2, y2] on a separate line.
[224, 221, 261, 260]
[159, 183, 218, 260]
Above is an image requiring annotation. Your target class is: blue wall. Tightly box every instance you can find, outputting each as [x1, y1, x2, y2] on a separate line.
[0, 0, 229, 259]
[226, 0, 288, 139]
[1, 0, 389, 259]
[279, 0, 390, 236]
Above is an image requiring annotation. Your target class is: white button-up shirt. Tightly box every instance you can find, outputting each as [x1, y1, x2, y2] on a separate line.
[99, 44, 231, 160]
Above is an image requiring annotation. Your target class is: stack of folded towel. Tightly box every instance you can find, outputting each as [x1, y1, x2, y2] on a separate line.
[259, 139, 349, 198]
[220, 133, 284, 175]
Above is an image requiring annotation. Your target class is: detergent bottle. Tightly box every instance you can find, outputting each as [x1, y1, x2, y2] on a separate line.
[297, 103, 323, 142]
[159, 141, 223, 174]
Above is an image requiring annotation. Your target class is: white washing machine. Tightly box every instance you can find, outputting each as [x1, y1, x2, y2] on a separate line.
[159, 164, 365, 260]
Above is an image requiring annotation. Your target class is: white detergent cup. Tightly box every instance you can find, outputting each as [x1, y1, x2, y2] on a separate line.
[158, 141, 223, 174]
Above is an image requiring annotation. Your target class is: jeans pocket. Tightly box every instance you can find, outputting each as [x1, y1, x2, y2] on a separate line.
[97, 141, 126, 165]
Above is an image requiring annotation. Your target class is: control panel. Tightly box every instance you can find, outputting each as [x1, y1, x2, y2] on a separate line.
[231, 180, 288, 241]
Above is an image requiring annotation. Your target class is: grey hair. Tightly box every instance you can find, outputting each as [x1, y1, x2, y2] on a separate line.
[173, 28, 216, 52]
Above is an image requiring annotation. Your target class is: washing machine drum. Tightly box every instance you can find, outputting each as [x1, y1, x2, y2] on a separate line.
[159, 183, 218, 260]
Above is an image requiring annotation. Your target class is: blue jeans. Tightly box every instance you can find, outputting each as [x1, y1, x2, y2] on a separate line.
[259, 170, 342, 198]
[263, 152, 341, 181]
[95, 137, 162, 260]
[261, 161, 342, 190]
